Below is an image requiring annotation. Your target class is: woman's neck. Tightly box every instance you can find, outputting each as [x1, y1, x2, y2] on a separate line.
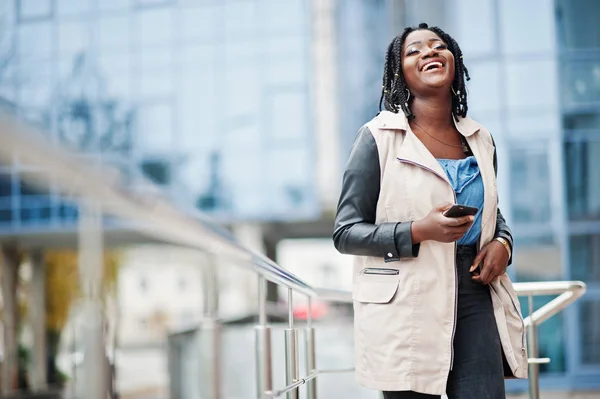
[410, 95, 454, 132]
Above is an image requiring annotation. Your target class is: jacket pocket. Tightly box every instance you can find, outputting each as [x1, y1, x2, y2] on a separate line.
[353, 278, 399, 304]
[361, 267, 400, 276]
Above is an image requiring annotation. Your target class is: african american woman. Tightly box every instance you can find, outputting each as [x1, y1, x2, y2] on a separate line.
[333, 23, 528, 399]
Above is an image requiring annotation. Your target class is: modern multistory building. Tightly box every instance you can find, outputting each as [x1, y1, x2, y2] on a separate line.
[0, 0, 598, 392]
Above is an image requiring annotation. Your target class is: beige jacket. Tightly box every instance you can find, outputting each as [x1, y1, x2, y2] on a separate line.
[334, 111, 527, 394]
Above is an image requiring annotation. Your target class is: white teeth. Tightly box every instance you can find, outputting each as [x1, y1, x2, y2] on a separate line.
[422, 61, 443, 72]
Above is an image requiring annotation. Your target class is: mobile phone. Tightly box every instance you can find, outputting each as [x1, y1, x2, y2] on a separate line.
[443, 204, 478, 218]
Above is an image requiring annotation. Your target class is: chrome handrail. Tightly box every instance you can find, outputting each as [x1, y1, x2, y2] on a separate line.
[513, 281, 587, 399]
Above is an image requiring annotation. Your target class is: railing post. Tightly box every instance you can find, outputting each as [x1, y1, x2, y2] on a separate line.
[199, 257, 222, 399]
[255, 276, 273, 399]
[527, 295, 540, 399]
[285, 288, 300, 399]
[305, 296, 317, 399]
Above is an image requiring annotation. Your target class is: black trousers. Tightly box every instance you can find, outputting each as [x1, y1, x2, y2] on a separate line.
[383, 245, 506, 399]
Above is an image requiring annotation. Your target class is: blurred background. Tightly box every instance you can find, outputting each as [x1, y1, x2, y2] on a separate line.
[0, 0, 598, 398]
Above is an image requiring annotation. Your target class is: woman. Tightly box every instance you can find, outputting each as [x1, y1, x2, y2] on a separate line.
[333, 23, 527, 398]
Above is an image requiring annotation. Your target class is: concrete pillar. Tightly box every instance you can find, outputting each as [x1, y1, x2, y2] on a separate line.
[77, 204, 106, 399]
[311, 0, 341, 211]
[1, 245, 20, 394]
[29, 249, 47, 392]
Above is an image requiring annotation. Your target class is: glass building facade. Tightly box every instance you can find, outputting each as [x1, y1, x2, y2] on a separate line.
[0, 0, 318, 235]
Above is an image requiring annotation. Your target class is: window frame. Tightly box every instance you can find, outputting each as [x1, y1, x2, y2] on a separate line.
[17, 0, 55, 23]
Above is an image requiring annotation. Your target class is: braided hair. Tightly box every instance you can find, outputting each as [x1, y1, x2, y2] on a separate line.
[379, 22, 470, 119]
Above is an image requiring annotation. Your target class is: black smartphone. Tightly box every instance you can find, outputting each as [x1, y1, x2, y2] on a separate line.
[443, 204, 478, 218]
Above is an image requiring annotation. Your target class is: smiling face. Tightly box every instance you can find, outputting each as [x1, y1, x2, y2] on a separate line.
[401, 29, 455, 96]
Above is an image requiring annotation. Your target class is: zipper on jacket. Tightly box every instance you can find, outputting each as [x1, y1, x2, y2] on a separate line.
[360, 267, 400, 276]
[397, 157, 459, 372]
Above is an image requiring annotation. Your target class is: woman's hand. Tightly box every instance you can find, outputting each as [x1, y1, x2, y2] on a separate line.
[470, 240, 510, 285]
[411, 203, 474, 244]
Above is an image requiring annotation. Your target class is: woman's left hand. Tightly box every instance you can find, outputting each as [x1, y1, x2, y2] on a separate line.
[469, 240, 510, 285]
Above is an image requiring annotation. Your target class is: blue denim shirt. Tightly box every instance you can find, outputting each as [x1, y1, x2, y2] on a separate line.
[437, 156, 484, 245]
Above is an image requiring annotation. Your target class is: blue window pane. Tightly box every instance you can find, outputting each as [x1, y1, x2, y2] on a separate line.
[138, 69, 173, 98]
[99, 53, 132, 100]
[0, 208, 12, 224]
[180, 5, 218, 41]
[59, 202, 79, 222]
[535, 304, 566, 373]
[18, 0, 53, 21]
[57, 0, 91, 17]
[98, 0, 131, 12]
[262, 0, 305, 35]
[179, 70, 218, 150]
[136, 102, 173, 153]
[570, 234, 600, 283]
[499, 0, 555, 55]
[136, 0, 173, 7]
[180, 44, 216, 71]
[99, 16, 131, 52]
[266, 90, 306, 142]
[223, 65, 259, 118]
[18, 79, 52, 109]
[506, 59, 558, 111]
[135, 8, 174, 47]
[564, 138, 600, 221]
[556, 0, 600, 51]
[20, 196, 53, 224]
[580, 300, 600, 365]
[224, 1, 257, 38]
[509, 145, 551, 223]
[0, 172, 13, 198]
[561, 56, 600, 109]
[18, 22, 53, 60]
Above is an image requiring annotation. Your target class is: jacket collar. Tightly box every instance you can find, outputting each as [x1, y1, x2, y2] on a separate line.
[377, 110, 481, 137]
[380, 110, 483, 185]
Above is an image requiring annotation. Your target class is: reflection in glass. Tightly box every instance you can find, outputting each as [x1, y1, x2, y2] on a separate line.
[99, 16, 131, 51]
[137, 102, 173, 152]
[0, 172, 13, 198]
[564, 138, 600, 221]
[57, 0, 91, 16]
[18, 0, 53, 21]
[556, 0, 600, 51]
[18, 22, 53, 60]
[509, 146, 551, 223]
[136, 8, 173, 46]
[580, 301, 600, 365]
[561, 57, 600, 108]
[570, 234, 600, 282]
[180, 6, 218, 41]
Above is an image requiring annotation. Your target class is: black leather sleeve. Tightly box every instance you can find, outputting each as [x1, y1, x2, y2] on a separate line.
[492, 137, 514, 264]
[333, 126, 420, 262]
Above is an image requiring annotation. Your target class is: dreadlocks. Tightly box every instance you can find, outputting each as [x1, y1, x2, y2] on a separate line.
[379, 22, 470, 119]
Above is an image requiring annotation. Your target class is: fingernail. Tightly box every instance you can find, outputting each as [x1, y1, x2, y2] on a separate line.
[469, 264, 476, 272]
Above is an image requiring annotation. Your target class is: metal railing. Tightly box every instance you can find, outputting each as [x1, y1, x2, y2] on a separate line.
[517, 281, 587, 399]
[0, 115, 588, 399]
